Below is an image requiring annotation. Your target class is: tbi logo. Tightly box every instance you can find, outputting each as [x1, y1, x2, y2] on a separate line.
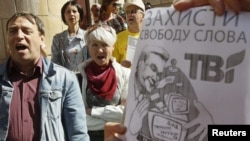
[185, 50, 245, 83]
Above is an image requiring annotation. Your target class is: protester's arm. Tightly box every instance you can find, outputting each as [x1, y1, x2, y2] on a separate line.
[90, 105, 125, 122]
[63, 73, 89, 140]
[173, 0, 250, 16]
[104, 122, 127, 141]
[89, 67, 129, 122]
[120, 60, 132, 68]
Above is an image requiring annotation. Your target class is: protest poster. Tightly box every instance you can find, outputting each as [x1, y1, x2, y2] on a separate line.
[123, 5, 250, 141]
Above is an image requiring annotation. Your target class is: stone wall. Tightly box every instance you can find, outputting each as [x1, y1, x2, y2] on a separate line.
[0, 0, 68, 63]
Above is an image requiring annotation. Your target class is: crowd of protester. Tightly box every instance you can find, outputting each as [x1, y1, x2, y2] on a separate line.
[0, 0, 249, 141]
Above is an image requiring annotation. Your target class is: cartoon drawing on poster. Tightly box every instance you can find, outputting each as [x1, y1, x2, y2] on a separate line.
[127, 44, 213, 141]
[123, 5, 250, 141]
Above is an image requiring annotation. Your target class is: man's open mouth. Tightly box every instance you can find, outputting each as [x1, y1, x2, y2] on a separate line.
[16, 45, 27, 50]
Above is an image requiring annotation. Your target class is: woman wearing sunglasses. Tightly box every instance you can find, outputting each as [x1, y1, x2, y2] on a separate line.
[78, 24, 130, 141]
[99, 0, 127, 34]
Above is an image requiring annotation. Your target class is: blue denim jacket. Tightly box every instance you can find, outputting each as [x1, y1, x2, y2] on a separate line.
[0, 58, 89, 141]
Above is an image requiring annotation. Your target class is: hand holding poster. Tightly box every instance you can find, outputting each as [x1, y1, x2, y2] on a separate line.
[123, 5, 250, 141]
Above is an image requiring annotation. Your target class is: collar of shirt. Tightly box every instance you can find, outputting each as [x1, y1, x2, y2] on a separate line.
[8, 57, 43, 78]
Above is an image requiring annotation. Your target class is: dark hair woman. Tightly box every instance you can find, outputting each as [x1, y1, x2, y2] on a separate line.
[99, 0, 127, 34]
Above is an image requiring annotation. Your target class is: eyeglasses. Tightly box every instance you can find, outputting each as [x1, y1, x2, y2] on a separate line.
[87, 23, 113, 35]
[125, 9, 144, 15]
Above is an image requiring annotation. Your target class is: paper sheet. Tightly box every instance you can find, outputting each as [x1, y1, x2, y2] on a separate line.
[126, 36, 138, 62]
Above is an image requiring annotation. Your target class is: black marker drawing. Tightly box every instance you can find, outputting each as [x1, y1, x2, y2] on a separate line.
[128, 45, 214, 141]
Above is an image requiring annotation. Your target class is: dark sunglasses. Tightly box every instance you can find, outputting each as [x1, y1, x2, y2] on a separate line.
[112, 3, 120, 7]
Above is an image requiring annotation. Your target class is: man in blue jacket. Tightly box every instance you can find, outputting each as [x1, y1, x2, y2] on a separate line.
[0, 12, 89, 141]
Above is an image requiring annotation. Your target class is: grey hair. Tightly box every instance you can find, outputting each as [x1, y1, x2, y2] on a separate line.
[85, 25, 117, 47]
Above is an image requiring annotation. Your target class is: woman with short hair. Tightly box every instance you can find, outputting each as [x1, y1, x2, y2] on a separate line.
[78, 24, 130, 141]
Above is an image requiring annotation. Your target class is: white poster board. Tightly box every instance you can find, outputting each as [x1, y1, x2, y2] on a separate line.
[124, 6, 250, 141]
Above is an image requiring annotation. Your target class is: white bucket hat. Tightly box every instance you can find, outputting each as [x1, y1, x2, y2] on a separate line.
[123, 0, 145, 12]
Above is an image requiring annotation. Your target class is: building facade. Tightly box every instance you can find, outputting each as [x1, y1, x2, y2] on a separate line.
[0, 0, 173, 63]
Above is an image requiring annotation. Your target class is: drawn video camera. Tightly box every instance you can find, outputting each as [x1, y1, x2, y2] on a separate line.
[164, 93, 190, 115]
[147, 93, 190, 141]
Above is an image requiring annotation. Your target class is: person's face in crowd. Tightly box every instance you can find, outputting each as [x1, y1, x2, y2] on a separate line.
[146, 3, 151, 10]
[7, 16, 44, 64]
[138, 51, 166, 93]
[64, 4, 80, 25]
[108, 0, 119, 13]
[125, 5, 144, 27]
[91, 5, 100, 17]
[88, 40, 114, 67]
